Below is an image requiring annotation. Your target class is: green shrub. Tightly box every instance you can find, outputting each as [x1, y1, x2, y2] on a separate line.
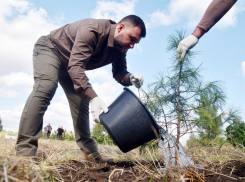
[91, 123, 115, 145]
[139, 140, 159, 155]
[62, 130, 76, 141]
[226, 119, 245, 147]
[40, 129, 75, 141]
[0, 117, 3, 132]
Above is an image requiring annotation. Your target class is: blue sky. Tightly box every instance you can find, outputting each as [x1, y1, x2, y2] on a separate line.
[0, 0, 245, 137]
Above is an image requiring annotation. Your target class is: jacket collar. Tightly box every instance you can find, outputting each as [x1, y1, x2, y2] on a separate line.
[107, 23, 116, 48]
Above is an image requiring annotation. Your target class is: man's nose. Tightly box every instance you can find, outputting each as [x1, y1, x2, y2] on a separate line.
[130, 43, 134, 49]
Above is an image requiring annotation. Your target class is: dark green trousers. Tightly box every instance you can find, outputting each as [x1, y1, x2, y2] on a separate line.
[15, 35, 98, 156]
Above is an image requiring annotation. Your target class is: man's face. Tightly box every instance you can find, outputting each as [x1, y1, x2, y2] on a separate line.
[114, 24, 142, 52]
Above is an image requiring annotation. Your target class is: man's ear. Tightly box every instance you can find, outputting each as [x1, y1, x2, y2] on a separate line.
[118, 23, 125, 33]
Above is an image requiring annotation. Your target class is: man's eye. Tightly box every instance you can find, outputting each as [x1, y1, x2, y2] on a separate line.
[130, 37, 135, 42]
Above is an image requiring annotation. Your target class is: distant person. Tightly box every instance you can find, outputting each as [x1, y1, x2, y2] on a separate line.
[177, 0, 237, 59]
[44, 123, 52, 139]
[15, 15, 145, 162]
[57, 126, 64, 140]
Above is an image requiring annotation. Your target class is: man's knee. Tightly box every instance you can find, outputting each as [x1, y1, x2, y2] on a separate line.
[33, 79, 58, 100]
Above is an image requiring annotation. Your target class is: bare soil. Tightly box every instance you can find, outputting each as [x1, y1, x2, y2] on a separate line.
[200, 160, 245, 182]
[55, 160, 165, 182]
[52, 160, 245, 182]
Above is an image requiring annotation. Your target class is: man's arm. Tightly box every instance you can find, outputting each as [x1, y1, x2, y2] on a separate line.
[68, 24, 109, 123]
[112, 52, 132, 86]
[177, 0, 237, 59]
[112, 52, 144, 88]
[67, 25, 98, 101]
[192, 0, 237, 39]
[197, 0, 237, 33]
[191, 27, 206, 39]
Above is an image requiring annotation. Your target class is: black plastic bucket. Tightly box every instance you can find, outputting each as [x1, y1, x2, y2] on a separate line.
[100, 88, 159, 153]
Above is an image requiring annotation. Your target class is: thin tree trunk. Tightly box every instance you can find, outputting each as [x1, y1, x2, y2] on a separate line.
[176, 61, 183, 165]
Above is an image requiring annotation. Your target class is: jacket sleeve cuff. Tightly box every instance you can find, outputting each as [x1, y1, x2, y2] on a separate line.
[197, 25, 209, 32]
[84, 87, 98, 102]
[123, 73, 132, 86]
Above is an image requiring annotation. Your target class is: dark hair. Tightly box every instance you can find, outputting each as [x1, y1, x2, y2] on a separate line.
[118, 15, 146, 38]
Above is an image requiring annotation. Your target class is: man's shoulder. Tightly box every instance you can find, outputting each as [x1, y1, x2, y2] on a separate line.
[97, 19, 116, 29]
[96, 19, 116, 24]
[82, 18, 115, 23]
[89, 19, 116, 32]
[72, 18, 115, 27]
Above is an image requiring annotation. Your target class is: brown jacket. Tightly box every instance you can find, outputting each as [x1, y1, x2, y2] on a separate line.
[198, 0, 237, 32]
[50, 19, 131, 101]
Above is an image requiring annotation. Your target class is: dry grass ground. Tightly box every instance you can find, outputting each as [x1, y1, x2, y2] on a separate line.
[0, 137, 245, 181]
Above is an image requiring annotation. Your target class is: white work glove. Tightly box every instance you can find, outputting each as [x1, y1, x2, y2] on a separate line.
[177, 35, 198, 59]
[130, 73, 144, 88]
[90, 97, 109, 124]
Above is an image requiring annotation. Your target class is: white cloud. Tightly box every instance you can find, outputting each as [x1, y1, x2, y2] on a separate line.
[0, 0, 61, 76]
[0, 93, 79, 133]
[87, 68, 124, 105]
[0, 72, 33, 92]
[215, 1, 245, 29]
[148, 0, 212, 27]
[0, 104, 24, 132]
[148, 0, 244, 29]
[86, 69, 112, 82]
[0, 72, 33, 98]
[91, 0, 137, 22]
[242, 61, 245, 79]
[0, 88, 19, 98]
[0, 95, 73, 132]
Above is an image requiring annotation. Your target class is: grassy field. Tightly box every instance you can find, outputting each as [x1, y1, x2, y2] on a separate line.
[0, 137, 245, 181]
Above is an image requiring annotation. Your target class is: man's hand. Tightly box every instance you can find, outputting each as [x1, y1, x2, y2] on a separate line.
[130, 73, 144, 88]
[90, 97, 109, 124]
[177, 35, 198, 59]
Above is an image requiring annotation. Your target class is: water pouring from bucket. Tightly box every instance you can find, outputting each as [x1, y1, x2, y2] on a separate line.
[100, 88, 194, 169]
[158, 126, 194, 168]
